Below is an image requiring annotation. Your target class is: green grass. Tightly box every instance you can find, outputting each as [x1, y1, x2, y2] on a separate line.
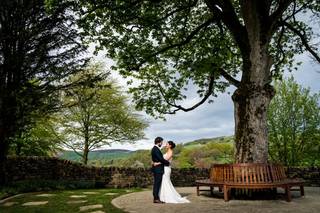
[0, 188, 140, 213]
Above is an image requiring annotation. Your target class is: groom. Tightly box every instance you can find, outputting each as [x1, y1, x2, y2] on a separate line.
[151, 136, 170, 204]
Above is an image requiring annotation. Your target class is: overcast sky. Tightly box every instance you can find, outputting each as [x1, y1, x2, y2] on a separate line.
[90, 49, 319, 151]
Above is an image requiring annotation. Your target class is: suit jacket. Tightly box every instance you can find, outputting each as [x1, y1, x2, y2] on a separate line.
[151, 145, 170, 174]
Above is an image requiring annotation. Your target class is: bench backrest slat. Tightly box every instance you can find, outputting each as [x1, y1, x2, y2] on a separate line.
[209, 163, 286, 184]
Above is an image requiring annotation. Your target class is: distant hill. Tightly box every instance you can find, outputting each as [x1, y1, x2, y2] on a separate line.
[58, 149, 134, 162]
[183, 136, 234, 148]
[58, 136, 234, 165]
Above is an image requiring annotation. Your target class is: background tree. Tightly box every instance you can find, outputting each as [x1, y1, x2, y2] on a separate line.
[268, 77, 320, 167]
[8, 114, 61, 157]
[0, 0, 87, 184]
[78, 0, 320, 163]
[177, 142, 234, 168]
[53, 64, 148, 165]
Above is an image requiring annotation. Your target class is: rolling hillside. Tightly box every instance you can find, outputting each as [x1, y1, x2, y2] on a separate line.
[57, 136, 234, 167]
[183, 136, 234, 148]
[58, 149, 134, 162]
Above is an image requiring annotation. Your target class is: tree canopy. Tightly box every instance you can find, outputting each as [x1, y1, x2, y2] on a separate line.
[78, 0, 320, 163]
[78, 0, 320, 116]
[0, 0, 88, 183]
[53, 63, 148, 164]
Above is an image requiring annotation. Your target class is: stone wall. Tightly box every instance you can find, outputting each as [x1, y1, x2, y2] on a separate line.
[287, 167, 320, 187]
[3, 157, 320, 187]
[3, 156, 209, 188]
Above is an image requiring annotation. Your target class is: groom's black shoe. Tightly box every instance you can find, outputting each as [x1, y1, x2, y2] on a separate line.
[153, 199, 165, 204]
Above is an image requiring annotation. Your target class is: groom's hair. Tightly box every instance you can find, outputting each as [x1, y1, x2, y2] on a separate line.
[154, 137, 163, 144]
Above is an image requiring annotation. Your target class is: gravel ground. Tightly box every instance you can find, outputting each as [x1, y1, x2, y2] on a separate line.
[112, 187, 320, 213]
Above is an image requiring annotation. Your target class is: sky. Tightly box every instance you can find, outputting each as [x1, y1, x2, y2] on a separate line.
[91, 50, 319, 151]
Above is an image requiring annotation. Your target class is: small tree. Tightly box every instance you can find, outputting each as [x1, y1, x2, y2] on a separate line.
[267, 77, 320, 166]
[54, 64, 148, 164]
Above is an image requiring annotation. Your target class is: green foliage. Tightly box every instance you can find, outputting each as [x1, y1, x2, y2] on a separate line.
[0, 0, 88, 161]
[77, 1, 320, 119]
[52, 63, 148, 164]
[177, 141, 234, 168]
[268, 77, 320, 166]
[9, 115, 61, 156]
[78, 0, 241, 118]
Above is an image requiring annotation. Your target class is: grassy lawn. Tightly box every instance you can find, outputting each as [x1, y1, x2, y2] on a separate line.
[0, 188, 140, 213]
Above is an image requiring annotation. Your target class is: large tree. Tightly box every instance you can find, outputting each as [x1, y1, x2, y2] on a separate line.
[78, 0, 320, 163]
[53, 64, 148, 165]
[268, 77, 320, 166]
[0, 0, 87, 184]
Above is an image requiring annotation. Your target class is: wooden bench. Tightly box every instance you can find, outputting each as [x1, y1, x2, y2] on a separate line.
[195, 164, 225, 196]
[195, 163, 305, 202]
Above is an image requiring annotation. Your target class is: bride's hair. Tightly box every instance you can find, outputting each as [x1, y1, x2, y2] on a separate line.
[168, 141, 176, 149]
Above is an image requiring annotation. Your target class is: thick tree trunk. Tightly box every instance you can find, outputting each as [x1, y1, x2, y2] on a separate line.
[0, 94, 17, 185]
[229, 1, 277, 163]
[0, 125, 10, 185]
[232, 84, 275, 163]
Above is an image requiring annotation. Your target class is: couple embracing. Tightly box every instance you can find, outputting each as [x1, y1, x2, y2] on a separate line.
[151, 137, 190, 204]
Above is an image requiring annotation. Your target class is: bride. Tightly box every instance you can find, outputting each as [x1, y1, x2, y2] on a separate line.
[153, 141, 190, 203]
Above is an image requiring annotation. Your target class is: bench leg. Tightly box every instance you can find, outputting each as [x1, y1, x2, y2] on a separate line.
[210, 186, 214, 196]
[224, 185, 229, 202]
[285, 186, 292, 202]
[219, 186, 222, 192]
[196, 185, 200, 196]
[300, 185, 305, 196]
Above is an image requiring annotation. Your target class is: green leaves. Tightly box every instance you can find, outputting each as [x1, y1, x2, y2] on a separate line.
[52, 63, 148, 164]
[77, 0, 320, 119]
[267, 77, 320, 166]
[78, 0, 242, 117]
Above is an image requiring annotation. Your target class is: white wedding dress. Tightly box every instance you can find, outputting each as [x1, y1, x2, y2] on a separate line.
[159, 153, 190, 203]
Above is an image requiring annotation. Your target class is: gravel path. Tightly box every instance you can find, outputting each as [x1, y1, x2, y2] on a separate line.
[112, 187, 320, 213]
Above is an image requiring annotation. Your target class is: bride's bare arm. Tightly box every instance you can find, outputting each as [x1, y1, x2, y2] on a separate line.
[153, 162, 161, 166]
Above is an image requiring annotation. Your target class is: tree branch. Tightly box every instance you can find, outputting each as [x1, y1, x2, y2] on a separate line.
[132, 17, 215, 70]
[270, 0, 294, 24]
[273, 26, 286, 74]
[283, 0, 313, 21]
[282, 21, 320, 63]
[218, 68, 240, 87]
[205, 0, 249, 56]
[157, 70, 216, 114]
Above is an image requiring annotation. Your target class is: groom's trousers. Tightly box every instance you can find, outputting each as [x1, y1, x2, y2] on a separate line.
[153, 173, 163, 200]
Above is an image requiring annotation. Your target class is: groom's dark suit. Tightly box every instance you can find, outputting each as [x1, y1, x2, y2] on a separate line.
[151, 145, 170, 201]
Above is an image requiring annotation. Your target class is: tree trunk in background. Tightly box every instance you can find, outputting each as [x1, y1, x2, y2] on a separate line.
[0, 139, 8, 185]
[82, 131, 89, 165]
[0, 94, 18, 185]
[82, 148, 89, 165]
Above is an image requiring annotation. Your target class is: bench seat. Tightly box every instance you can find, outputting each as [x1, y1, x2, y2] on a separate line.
[195, 163, 305, 202]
